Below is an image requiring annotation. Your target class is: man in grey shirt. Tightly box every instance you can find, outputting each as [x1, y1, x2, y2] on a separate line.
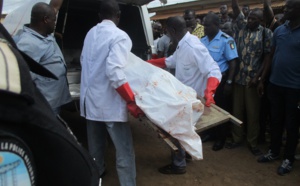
[14, 0, 71, 115]
[157, 33, 170, 58]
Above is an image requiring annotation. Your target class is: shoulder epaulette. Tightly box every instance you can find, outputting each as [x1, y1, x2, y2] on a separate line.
[221, 33, 230, 39]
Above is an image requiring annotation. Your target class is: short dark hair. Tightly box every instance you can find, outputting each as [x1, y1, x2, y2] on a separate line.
[99, 0, 120, 20]
[205, 13, 220, 27]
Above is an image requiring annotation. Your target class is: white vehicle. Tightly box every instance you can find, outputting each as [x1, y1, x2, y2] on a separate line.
[4, 0, 155, 84]
[57, 0, 155, 87]
[56, 0, 154, 71]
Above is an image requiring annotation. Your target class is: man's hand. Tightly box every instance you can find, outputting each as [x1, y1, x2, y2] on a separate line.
[204, 77, 220, 107]
[50, 0, 63, 14]
[146, 57, 166, 68]
[248, 76, 259, 88]
[127, 102, 145, 118]
[116, 82, 145, 118]
[257, 81, 265, 97]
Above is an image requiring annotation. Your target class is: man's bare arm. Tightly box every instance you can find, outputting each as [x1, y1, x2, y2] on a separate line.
[232, 0, 241, 18]
[264, 0, 275, 26]
[50, 0, 63, 14]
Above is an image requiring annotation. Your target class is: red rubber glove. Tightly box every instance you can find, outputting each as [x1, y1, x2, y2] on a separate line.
[204, 77, 220, 107]
[116, 82, 144, 118]
[146, 57, 166, 68]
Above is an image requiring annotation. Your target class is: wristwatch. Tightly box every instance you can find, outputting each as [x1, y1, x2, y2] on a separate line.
[226, 80, 233, 85]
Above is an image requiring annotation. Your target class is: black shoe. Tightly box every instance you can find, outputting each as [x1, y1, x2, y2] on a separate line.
[212, 140, 225, 151]
[225, 142, 241, 149]
[158, 164, 186, 174]
[250, 147, 263, 156]
[277, 159, 292, 176]
[257, 150, 279, 163]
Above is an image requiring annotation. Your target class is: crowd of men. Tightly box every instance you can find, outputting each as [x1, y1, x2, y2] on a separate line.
[152, 0, 300, 177]
[1, 0, 299, 185]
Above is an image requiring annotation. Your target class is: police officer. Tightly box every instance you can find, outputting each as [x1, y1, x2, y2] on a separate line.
[201, 13, 238, 151]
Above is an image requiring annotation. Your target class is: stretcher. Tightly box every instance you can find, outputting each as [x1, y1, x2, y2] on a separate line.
[69, 82, 242, 154]
[140, 98, 242, 151]
[68, 52, 243, 156]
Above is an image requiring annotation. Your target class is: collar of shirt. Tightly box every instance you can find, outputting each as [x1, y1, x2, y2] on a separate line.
[23, 25, 55, 42]
[202, 30, 223, 43]
[283, 20, 300, 30]
[101, 19, 117, 27]
[177, 32, 190, 50]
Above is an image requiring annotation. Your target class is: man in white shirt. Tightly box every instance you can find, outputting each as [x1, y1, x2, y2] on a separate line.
[80, 1, 143, 185]
[147, 16, 221, 174]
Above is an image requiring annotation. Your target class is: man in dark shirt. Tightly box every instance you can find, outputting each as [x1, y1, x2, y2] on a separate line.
[226, 0, 273, 156]
[257, 0, 300, 176]
[219, 4, 232, 25]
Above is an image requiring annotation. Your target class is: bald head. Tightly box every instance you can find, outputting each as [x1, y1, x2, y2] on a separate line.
[31, 2, 55, 25]
[166, 16, 187, 42]
[166, 16, 187, 32]
[30, 2, 57, 36]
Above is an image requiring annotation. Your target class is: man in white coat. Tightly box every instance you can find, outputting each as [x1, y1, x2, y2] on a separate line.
[80, 1, 143, 185]
[147, 16, 222, 174]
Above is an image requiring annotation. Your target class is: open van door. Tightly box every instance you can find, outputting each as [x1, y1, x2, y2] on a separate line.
[55, 0, 154, 71]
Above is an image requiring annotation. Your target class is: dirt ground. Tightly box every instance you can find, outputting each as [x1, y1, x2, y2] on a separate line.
[61, 109, 300, 186]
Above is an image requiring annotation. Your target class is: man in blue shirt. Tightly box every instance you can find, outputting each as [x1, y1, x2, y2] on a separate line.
[257, 0, 300, 176]
[201, 13, 238, 151]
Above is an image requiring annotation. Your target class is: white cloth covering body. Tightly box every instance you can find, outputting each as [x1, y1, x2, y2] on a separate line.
[125, 53, 204, 160]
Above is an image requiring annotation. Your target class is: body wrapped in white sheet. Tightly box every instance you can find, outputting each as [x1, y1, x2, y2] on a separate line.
[125, 53, 204, 160]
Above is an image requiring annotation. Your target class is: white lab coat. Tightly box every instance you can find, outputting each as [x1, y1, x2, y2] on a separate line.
[80, 20, 132, 122]
[166, 32, 222, 97]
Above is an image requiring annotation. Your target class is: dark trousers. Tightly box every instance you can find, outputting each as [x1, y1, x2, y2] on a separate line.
[212, 74, 232, 141]
[268, 83, 300, 163]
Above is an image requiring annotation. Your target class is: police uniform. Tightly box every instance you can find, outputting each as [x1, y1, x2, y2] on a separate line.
[201, 31, 238, 104]
[201, 31, 238, 149]
[201, 31, 238, 74]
